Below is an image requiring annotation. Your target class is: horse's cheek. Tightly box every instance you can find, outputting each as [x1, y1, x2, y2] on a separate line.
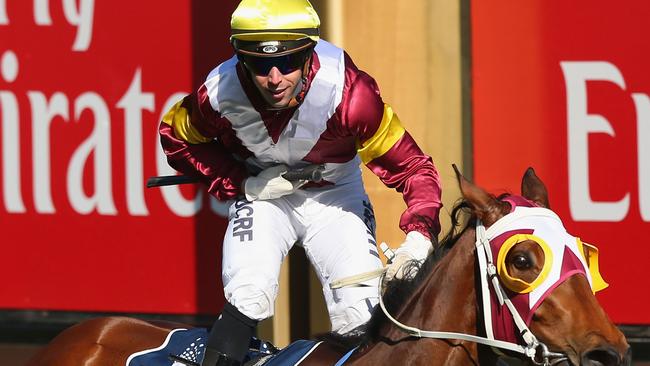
[529, 297, 568, 346]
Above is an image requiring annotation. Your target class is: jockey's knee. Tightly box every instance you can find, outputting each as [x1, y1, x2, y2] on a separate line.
[226, 283, 277, 321]
[331, 296, 378, 334]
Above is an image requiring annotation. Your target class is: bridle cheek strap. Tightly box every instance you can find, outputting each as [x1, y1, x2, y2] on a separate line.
[475, 219, 542, 355]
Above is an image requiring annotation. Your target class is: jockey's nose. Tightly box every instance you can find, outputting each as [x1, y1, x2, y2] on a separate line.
[267, 67, 282, 85]
[581, 346, 630, 366]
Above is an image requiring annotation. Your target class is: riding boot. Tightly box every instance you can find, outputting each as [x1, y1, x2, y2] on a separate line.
[202, 348, 241, 366]
[200, 302, 258, 366]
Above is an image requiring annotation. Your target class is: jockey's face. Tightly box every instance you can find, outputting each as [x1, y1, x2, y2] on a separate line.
[251, 66, 303, 109]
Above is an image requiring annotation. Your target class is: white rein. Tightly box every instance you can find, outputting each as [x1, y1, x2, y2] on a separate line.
[329, 220, 568, 366]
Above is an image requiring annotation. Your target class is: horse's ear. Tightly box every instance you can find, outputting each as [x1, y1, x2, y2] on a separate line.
[521, 167, 550, 209]
[453, 164, 510, 226]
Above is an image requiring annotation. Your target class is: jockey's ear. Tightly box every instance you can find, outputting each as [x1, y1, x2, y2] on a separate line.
[453, 164, 509, 227]
[521, 167, 550, 209]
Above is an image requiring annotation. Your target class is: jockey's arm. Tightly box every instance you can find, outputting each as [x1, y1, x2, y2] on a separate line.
[348, 73, 443, 238]
[347, 71, 443, 279]
[158, 89, 250, 201]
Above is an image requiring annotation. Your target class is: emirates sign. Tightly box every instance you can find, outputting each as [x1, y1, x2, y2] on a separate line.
[472, 1, 650, 324]
[0, 1, 236, 314]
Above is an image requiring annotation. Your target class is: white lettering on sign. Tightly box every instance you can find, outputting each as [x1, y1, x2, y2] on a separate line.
[117, 69, 154, 216]
[0, 49, 232, 218]
[0, 0, 8, 24]
[62, 0, 95, 51]
[561, 61, 650, 222]
[1, 51, 24, 213]
[67, 92, 116, 215]
[1, 0, 96, 51]
[632, 93, 650, 221]
[34, 0, 52, 24]
[28, 91, 68, 214]
[561, 61, 630, 222]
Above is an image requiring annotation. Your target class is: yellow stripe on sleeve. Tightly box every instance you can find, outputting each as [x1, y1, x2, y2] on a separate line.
[161, 100, 212, 144]
[357, 104, 406, 164]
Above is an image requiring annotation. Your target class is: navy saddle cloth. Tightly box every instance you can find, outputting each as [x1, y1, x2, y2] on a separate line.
[126, 328, 321, 366]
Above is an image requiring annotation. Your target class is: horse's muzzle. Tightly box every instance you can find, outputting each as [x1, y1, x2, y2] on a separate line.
[580, 346, 631, 366]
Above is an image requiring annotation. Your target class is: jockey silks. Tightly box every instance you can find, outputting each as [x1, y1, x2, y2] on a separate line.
[159, 37, 442, 334]
[159, 39, 442, 236]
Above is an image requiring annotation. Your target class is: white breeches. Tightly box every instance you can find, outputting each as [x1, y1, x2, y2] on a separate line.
[222, 180, 382, 334]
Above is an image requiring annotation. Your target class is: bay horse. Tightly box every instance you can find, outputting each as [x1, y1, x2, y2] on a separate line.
[27, 167, 630, 366]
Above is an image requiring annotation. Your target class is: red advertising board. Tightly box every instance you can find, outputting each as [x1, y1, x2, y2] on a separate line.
[472, 1, 650, 324]
[0, 1, 237, 314]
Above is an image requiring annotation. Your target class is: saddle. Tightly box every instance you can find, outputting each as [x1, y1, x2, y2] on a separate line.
[126, 328, 327, 366]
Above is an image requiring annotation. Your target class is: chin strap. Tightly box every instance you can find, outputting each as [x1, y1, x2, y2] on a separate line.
[282, 55, 314, 109]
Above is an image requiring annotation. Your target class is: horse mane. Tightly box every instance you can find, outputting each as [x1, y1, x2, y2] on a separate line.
[318, 192, 515, 351]
[317, 198, 476, 351]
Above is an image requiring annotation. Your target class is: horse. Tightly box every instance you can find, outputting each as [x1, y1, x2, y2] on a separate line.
[26, 167, 630, 366]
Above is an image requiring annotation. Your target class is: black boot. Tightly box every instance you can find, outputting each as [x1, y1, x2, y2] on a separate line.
[200, 302, 258, 366]
[202, 348, 241, 366]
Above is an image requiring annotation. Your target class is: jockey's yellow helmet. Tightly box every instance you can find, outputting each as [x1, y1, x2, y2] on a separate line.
[230, 0, 320, 78]
[230, 0, 320, 43]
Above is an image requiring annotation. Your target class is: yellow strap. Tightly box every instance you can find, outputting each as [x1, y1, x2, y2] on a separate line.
[161, 100, 212, 144]
[578, 240, 609, 293]
[357, 104, 406, 164]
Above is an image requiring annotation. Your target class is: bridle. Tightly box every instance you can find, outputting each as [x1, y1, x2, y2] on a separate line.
[331, 209, 571, 365]
[375, 215, 569, 366]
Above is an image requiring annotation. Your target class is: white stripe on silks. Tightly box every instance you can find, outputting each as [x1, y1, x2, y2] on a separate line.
[291, 40, 345, 140]
[204, 56, 274, 162]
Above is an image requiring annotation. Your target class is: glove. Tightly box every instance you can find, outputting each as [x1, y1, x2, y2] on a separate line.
[244, 165, 306, 201]
[385, 231, 434, 282]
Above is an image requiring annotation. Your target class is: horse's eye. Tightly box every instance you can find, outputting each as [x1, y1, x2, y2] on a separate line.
[513, 254, 532, 270]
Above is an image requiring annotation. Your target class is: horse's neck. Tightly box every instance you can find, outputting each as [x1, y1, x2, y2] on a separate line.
[391, 226, 479, 336]
[351, 227, 485, 365]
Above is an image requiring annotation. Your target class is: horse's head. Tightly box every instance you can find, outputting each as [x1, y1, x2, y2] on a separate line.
[454, 165, 630, 366]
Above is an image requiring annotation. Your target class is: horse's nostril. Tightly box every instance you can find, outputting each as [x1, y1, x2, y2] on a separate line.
[582, 347, 622, 366]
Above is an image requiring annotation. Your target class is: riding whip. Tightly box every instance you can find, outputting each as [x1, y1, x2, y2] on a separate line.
[146, 164, 325, 188]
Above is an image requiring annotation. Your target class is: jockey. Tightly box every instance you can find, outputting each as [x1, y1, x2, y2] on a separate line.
[158, 0, 443, 365]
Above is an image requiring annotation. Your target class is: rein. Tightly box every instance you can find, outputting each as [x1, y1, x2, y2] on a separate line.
[331, 210, 570, 366]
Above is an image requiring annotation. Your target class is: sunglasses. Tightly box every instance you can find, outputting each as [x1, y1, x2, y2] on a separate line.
[239, 49, 311, 76]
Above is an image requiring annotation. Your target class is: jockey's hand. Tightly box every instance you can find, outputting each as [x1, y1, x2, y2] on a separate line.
[385, 231, 434, 281]
[244, 164, 306, 201]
